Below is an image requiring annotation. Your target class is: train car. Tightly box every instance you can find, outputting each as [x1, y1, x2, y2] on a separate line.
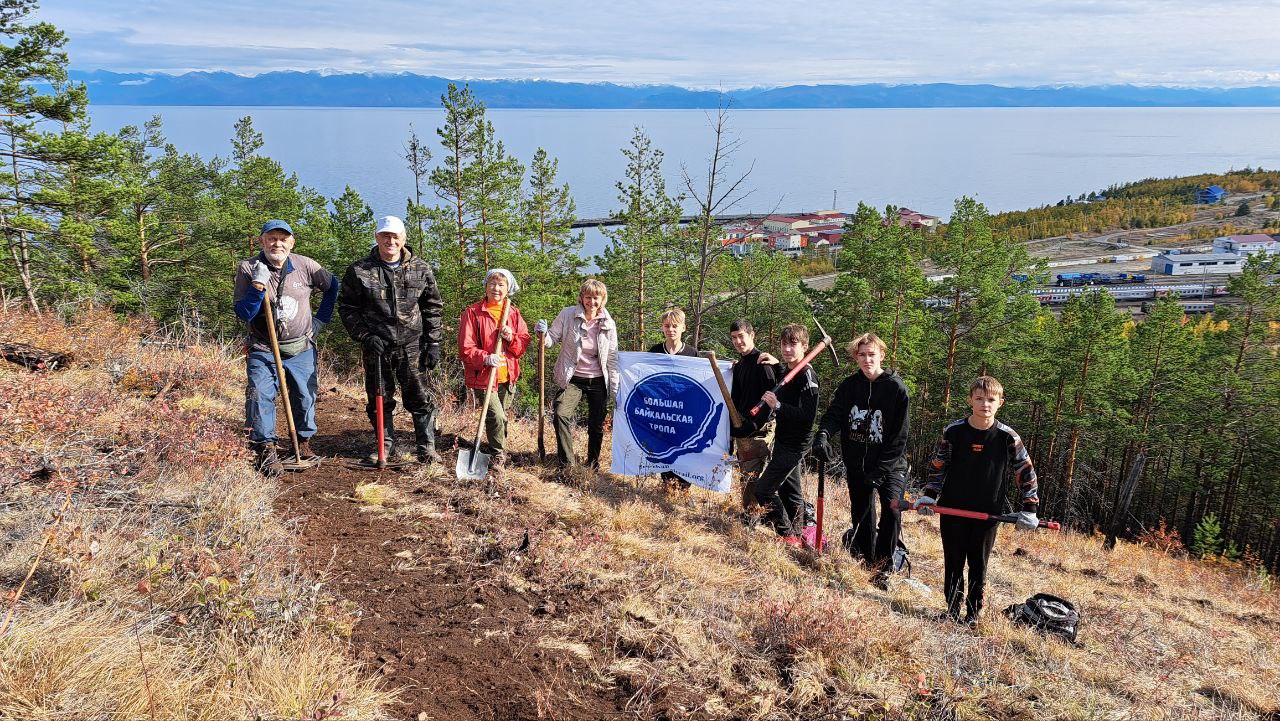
[1142, 300, 1215, 314]
[1056, 273, 1086, 287]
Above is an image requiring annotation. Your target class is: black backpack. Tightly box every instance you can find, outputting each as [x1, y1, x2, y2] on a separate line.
[1004, 593, 1080, 643]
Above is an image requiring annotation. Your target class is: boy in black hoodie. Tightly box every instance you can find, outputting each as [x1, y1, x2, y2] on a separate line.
[814, 332, 909, 587]
[753, 323, 820, 547]
[916, 375, 1039, 625]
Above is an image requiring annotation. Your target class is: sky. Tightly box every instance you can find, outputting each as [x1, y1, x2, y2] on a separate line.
[37, 0, 1280, 88]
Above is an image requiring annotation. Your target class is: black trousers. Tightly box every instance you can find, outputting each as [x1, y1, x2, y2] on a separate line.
[753, 445, 806, 536]
[940, 515, 1000, 619]
[846, 474, 906, 570]
[362, 345, 435, 434]
[554, 375, 607, 468]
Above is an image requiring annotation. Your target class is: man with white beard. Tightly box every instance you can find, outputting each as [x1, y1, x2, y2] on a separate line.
[234, 219, 339, 476]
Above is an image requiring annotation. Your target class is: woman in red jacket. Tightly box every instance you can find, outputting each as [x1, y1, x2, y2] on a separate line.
[459, 268, 531, 473]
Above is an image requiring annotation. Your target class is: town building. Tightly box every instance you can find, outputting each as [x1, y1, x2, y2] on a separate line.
[1213, 234, 1280, 257]
[1196, 185, 1227, 204]
[1151, 251, 1244, 276]
[896, 207, 941, 230]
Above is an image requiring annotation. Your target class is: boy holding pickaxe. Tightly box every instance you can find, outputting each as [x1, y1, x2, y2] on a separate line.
[753, 324, 821, 547]
[915, 375, 1039, 625]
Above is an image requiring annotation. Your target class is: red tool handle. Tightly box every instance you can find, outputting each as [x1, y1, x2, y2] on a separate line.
[749, 338, 831, 417]
[893, 499, 1060, 531]
[814, 462, 826, 555]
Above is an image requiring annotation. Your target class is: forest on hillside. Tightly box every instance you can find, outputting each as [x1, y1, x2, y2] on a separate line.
[3, 2, 1278, 569]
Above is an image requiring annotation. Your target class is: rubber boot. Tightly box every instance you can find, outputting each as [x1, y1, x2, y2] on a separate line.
[412, 412, 441, 464]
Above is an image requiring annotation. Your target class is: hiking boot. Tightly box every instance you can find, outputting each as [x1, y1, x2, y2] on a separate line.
[296, 438, 318, 460]
[254, 443, 284, 478]
[490, 450, 507, 474]
[416, 444, 442, 464]
[871, 570, 891, 591]
[780, 534, 803, 548]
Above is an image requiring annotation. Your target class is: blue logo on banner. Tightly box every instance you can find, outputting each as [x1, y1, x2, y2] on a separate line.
[623, 372, 723, 464]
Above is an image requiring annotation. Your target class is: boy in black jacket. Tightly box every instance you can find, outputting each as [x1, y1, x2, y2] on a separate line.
[814, 332, 909, 587]
[916, 375, 1039, 624]
[728, 319, 779, 507]
[753, 324, 820, 547]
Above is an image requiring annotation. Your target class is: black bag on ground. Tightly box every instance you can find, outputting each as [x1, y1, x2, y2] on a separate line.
[1004, 593, 1080, 642]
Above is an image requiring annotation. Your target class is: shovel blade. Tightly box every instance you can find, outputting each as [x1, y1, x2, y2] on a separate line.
[455, 448, 490, 480]
[280, 455, 322, 472]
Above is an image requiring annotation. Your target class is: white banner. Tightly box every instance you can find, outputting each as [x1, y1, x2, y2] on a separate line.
[610, 352, 734, 492]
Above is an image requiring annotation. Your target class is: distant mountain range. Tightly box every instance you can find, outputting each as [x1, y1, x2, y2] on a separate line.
[70, 70, 1280, 108]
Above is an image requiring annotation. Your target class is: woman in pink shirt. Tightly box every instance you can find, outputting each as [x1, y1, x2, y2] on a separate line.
[534, 279, 619, 471]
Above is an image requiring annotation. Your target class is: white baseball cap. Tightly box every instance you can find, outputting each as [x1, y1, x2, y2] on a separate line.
[375, 215, 406, 237]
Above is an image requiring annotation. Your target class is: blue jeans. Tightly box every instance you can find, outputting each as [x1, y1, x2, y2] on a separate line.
[245, 347, 317, 444]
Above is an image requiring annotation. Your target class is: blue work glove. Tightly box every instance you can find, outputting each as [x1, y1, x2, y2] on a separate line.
[1015, 511, 1039, 531]
[913, 496, 937, 516]
[534, 319, 548, 335]
[484, 353, 503, 367]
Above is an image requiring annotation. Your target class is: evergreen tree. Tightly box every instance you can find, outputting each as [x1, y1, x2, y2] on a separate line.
[1191, 512, 1224, 557]
[467, 117, 523, 271]
[402, 123, 431, 251]
[32, 115, 122, 301]
[0, 0, 87, 311]
[597, 127, 683, 350]
[427, 84, 484, 312]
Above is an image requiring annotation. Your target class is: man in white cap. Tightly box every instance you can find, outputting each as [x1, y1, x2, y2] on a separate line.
[234, 219, 339, 476]
[338, 215, 444, 463]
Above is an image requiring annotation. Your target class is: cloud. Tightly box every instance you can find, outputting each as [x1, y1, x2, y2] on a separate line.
[36, 0, 1280, 87]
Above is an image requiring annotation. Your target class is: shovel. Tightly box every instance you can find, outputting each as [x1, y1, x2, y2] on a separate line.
[457, 298, 512, 480]
[536, 329, 547, 462]
[254, 277, 320, 472]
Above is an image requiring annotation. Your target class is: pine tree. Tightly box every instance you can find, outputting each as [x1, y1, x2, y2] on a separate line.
[323, 185, 374, 269]
[402, 123, 432, 252]
[427, 84, 484, 310]
[31, 115, 122, 301]
[597, 127, 683, 350]
[1191, 512, 1223, 557]
[467, 118, 523, 271]
[0, 0, 87, 312]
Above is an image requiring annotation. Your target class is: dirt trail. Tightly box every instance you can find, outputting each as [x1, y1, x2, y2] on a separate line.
[274, 388, 630, 721]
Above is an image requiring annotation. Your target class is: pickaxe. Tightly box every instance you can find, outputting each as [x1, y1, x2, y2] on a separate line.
[746, 313, 840, 552]
[892, 499, 1062, 530]
[700, 350, 744, 431]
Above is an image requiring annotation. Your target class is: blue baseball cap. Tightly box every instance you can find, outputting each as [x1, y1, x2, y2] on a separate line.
[260, 219, 294, 236]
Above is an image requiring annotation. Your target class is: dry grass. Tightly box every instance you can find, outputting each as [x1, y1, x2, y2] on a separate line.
[0, 308, 394, 719]
[5, 306, 1276, 720]
[470, 400, 1280, 720]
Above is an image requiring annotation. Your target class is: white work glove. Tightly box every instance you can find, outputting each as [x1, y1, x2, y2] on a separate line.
[312, 317, 326, 334]
[1015, 511, 1039, 531]
[534, 319, 548, 335]
[484, 353, 504, 367]
[251, 261, 272, 287]
[913, 496, 937, 516]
